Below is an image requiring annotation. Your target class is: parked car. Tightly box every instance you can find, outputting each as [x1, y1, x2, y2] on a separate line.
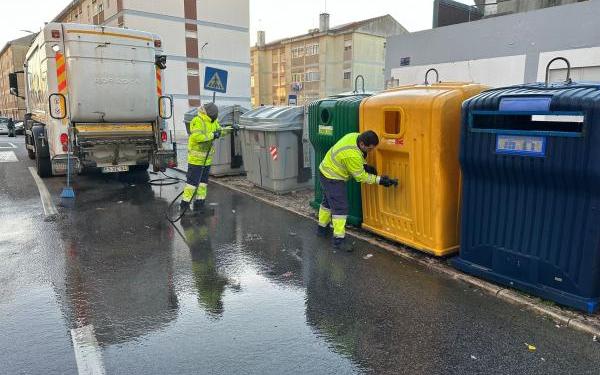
[0, 118, 8, 135]
[14, 121, 24, 135]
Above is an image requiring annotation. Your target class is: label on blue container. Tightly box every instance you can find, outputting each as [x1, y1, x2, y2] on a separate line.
[496, 135, 546, 157]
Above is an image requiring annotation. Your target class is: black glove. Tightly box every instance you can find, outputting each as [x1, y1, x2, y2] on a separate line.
[378, 176, 398, 187]
[364, 165, 377, 175]
[213, 130, 222, 139]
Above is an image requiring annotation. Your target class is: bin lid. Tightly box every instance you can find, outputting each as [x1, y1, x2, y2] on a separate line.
[183, 104, 250, 125]
[239, 106, 304, 131]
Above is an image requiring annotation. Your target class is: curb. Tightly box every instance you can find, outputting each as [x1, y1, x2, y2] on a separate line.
[168, 168, 600, 338]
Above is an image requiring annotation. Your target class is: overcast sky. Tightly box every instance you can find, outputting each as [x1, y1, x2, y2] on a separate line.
[1, 0, 476, 47]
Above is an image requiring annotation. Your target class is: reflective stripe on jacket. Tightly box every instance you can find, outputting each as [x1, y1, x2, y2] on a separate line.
[188, 112, 223, 166]
[319, 133, 377, 184]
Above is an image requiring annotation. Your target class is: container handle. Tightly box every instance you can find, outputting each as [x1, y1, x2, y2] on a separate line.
[545, 57, 572, 86]
[354, 75, 365, 93]
[424, 68, 439, 85]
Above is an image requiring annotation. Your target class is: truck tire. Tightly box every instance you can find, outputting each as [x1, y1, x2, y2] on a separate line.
[32, 126, 52, 178]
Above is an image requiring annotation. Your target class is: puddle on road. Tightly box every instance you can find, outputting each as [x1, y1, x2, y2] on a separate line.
[12, 180, 600, 375]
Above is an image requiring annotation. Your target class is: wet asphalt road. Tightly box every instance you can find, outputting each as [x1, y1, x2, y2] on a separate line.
[1, 136, 600, 375]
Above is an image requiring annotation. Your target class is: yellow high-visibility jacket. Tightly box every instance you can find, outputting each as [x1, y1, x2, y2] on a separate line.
[319, 133, 377, 184]
[187, 112, 228, 166]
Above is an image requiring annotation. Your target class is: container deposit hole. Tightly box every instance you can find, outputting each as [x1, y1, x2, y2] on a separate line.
[471, 113, 583, 134]
[320, 109, 331, 124]
[384, 111, 401, 134]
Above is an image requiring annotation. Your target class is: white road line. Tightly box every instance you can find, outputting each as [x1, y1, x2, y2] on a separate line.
[28, 167, 58, 219]
[0, 151, 18, 162]
[0, 142, 17, 149]
[70, 325, 106, 375]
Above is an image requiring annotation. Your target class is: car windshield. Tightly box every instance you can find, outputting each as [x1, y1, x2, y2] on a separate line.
[0, 118, 8, 125]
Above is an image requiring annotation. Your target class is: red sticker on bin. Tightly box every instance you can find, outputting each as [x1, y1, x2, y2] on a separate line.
[386, 138, 404, 146]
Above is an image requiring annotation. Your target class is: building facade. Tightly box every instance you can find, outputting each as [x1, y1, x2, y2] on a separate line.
[0, 35, 35, 121]
[475, 0, 588, 17]
[251, 14, 407, 107]
[54, 0, 250, 140]
[385, 0, 600, 88]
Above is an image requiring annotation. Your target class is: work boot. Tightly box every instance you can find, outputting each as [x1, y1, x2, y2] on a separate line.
[193, 200, 205, 213]
[317, 225, 331, 237]
[333, 237, 353, 252]
[179, 200, 190, 212]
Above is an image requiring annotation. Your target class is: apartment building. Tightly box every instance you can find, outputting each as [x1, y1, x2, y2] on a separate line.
[251, 14, 407, 107]
[0, 34, 35, 121]
[54, 0, 250, 139]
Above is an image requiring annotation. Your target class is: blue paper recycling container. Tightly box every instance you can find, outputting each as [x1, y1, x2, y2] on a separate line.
[452, 78, 600, 313]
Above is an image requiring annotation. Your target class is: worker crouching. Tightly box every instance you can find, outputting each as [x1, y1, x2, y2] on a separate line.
[180, 103, 230, 213]
[318, 131, 397, 251]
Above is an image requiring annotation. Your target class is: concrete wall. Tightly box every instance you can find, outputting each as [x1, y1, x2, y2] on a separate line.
[351, 33, 386, 92]
[386, 0, 600, 87]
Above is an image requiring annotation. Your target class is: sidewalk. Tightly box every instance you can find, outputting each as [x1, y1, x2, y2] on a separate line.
[170, 165, 600, 337]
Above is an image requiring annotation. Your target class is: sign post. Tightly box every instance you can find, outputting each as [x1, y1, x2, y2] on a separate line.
[204, 66, 228, 103]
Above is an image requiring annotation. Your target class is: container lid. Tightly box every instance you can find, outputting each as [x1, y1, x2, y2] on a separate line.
[239, 106, 304, 131]
[183, 104, 250, 125]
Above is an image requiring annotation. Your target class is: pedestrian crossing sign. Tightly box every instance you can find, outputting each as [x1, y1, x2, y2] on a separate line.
[204, 67, 228, 93]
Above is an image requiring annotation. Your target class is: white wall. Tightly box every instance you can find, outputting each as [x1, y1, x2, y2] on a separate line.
[538, 47, 600, 82]
[389, 47, 600, 90]
[390, 55, 527, 88]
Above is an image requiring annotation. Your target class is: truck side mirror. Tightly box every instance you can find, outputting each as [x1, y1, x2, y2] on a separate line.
[9, 73, 19, 97]
[158, 95, 173, 119]
[49, 93, 67, 120]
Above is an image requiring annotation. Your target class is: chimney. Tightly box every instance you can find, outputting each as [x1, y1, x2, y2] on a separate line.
[257, 30, 265, 47]
[319, 13, 330, 32]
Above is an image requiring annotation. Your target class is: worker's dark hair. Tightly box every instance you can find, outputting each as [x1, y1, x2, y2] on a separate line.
[358, 130, 379, 146]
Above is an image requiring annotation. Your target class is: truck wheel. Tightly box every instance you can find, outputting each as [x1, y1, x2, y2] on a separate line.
[32, 126, 52, 178]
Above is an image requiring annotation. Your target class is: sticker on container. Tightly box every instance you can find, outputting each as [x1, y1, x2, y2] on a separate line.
[318, 125, 333, 135]
[496, 135, 546, 157]
[386, 138, 404, 146]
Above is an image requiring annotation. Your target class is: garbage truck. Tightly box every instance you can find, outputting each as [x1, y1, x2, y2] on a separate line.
[9, 23, 176, 177]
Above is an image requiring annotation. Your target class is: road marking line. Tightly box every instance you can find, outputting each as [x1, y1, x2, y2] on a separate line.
[0, 142, 17, 149]
[0, 151, 18, 162]
[70, 325, 106, 375]
[28, 166, 58, 219]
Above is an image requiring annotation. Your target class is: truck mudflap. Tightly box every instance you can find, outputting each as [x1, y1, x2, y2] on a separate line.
[152, 148, 177, 172]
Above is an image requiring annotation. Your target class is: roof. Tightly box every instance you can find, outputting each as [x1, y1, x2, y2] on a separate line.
[53, 0, 82, 22]
[0, 34, 36, 58]
[255, 14, 406, 50]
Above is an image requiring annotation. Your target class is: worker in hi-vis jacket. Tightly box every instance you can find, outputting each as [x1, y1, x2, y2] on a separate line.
[317, 131, 397, 251]
[180, 102, 231, 213]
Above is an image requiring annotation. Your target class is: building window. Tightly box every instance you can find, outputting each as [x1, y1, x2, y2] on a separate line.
[344, 40, 352, 51]
[306, 43, 319, 56]
[304, 71, 320, 82]
[250, 76, 255, 88]
[292, 73, 303, 83]
[400, 57, 411, 66]
[292, 46, 304, 58]
[343, 70, 351, 80]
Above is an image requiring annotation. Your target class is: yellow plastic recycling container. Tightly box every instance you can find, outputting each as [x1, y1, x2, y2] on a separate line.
[360, 82, 488, 256]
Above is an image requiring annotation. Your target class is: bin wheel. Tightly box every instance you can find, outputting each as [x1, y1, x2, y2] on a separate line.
[27, 148, 35, 160]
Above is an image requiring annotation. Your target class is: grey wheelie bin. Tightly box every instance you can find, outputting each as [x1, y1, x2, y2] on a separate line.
[239, 106, 312, 194]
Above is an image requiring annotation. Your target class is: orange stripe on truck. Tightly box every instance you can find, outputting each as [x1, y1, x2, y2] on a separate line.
[156, 70, 162, 96]
[55, 52, 67, 94]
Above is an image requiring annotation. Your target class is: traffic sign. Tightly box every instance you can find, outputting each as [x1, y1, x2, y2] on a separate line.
[204, 67, 228, 93]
